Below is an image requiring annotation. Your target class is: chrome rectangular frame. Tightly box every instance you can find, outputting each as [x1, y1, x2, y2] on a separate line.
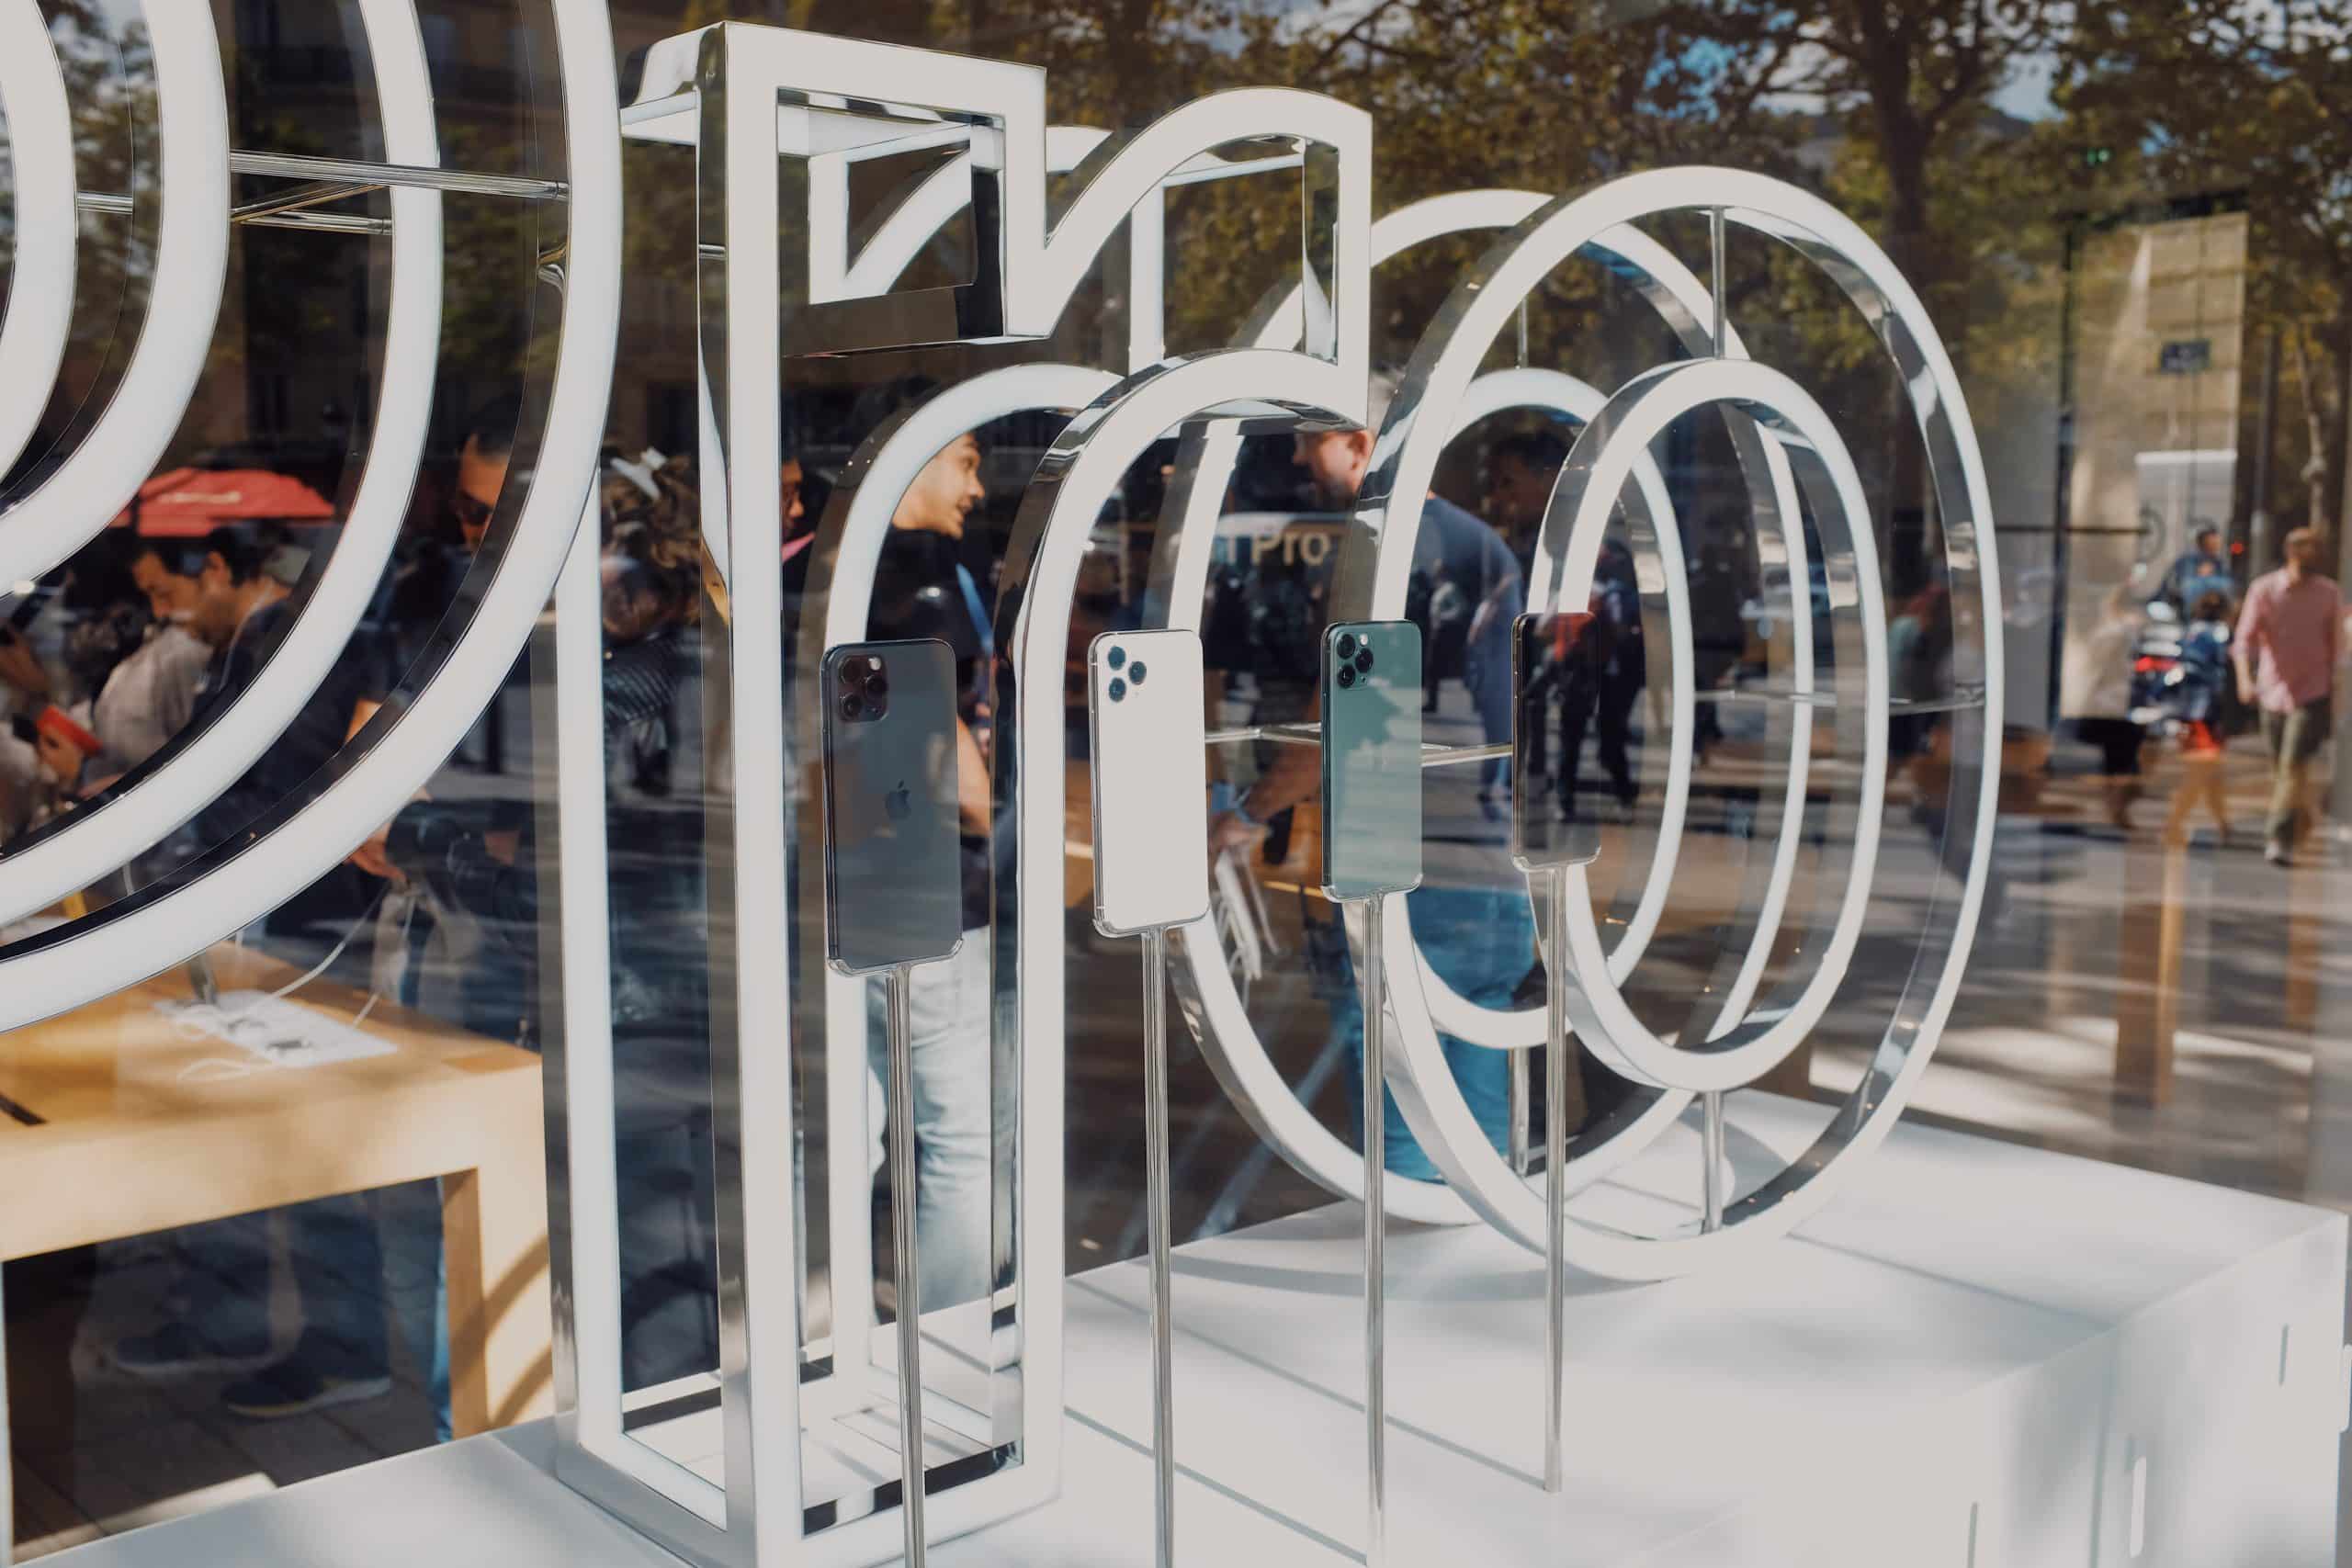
[548, 22, 1377, 1568]
[548, 23, 1060, 1568]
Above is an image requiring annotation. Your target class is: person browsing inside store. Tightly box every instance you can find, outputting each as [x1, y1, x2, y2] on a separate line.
[1208, 372, 1528, 1179]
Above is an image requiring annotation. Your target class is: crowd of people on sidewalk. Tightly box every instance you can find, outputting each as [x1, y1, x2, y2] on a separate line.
[2067, 523, 2346, 865]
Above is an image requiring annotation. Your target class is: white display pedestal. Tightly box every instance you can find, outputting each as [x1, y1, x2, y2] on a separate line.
[41, 1110, 2347, 1567]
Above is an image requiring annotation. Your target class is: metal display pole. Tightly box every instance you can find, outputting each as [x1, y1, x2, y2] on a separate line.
[1141, 927, 1178, 1568]
[1543, 864, 1570, 1494]
[1508, 1046, 1532, 1176]
[884, 963, 928, 1568]
[2, 1257, 10, 1568]
[1358, 897, 1388, 1568]
[1702, 1091, 1726, 1233]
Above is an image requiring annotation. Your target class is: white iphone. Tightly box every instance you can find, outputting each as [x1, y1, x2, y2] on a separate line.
[1087, 628, 1212, 937]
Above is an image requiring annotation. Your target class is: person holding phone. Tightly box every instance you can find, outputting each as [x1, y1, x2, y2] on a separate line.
[1210, 374, 1528, 1177]
[76, 542, 217, 780]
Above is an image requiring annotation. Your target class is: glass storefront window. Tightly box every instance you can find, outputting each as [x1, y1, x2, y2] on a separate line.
[2, 0, 2348, 1561]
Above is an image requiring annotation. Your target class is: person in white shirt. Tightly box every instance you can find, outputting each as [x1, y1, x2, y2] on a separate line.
[80, 543, 217, 782]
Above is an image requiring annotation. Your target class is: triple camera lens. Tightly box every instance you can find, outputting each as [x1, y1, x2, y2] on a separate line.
[837, 654, 889, 723]
[1105, 645, 1146, 702]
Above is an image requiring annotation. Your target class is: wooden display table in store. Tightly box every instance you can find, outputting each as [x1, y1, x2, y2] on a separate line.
[0, 945, 550, 1438]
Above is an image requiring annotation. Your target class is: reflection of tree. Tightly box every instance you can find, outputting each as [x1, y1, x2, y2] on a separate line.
[2063, 1, 2352, 537]
[5, 4, 157, 483]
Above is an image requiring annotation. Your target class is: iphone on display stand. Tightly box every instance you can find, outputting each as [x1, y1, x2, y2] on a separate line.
[1085, 628, 1210, 1568]
[818, 636, 961, 1568]
[1317, 618, 1422, 1568]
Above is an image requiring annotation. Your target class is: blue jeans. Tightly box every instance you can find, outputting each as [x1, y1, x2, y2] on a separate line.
[865, 930, 1002, 1310]
[377, 1181, 452, 1440]
[1331, 884, 1530, 1181]
[1465, 651, 1513, 792]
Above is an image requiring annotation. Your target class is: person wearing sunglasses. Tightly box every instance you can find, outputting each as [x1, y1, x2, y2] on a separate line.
[450, 400, 516, 551]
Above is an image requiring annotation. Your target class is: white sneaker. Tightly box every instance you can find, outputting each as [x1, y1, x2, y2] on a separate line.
[2266, 840, 2290, 866]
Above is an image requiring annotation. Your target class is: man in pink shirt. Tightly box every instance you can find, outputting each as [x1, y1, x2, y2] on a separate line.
[2233, 527, 2343, 863]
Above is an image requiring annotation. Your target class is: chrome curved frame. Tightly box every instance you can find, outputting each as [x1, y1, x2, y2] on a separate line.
[1550, 360, 1886, 1093]
[0, 5, 78, 478]
[684, 20, 1370, 1564]
[1368, 170, 1999, 1279]
[1150, 191, 1817, 1231]
[0, 0, 617, 1040]
[0, 1, 227, 590]
[0, 0, 445, 928]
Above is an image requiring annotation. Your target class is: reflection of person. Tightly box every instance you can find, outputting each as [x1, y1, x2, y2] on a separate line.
[449, 399, 515, 553]
[88, 543, 214, 776]
[29, 705, 102, 804]
[2164, 590, 2236, 846]
[2234, 527, 2341, 866]
[1209, 377, 1528, 1179]
[1688, 512, 1754, 756]
[2164, 526, 2235, 612]
[1886, 585, 1952, 763]
[111, 527, 413, 1423]
[1481, 429, 1568, 577]
[1569, 540, 1642, 819]
[1487, 431, 1638, 818]
[2069, 581, 2148, 831]
[851, 392, 1001, 1312]
[1296, 386, 1521, 796]
[357, 452, 722, 1396]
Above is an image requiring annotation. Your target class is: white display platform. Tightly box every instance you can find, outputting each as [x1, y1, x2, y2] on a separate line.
[42, 1106, 2348, 1567]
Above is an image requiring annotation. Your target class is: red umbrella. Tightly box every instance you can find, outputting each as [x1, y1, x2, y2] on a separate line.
[110, 467, 337, 536]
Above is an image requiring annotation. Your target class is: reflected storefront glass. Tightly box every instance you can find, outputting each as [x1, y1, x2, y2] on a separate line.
[2, 0, 2350, 1561]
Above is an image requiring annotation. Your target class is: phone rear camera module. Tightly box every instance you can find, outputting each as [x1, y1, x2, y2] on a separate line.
[1355, 649, 1374, 674]
[1336, 633, 1359, 660]
[1107, 646, 1127, 671]
[1108, 678, 1128, 703]
[1130, 661, 1148, 684]
[1336, 665, 1357, 689]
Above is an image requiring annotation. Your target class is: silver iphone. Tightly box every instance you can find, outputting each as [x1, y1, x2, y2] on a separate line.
[1087, 629, 1212, 937]
[820, 638, 966, 976]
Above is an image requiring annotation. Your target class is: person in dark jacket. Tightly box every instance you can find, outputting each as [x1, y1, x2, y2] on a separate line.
[176, 527, 390, 856]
